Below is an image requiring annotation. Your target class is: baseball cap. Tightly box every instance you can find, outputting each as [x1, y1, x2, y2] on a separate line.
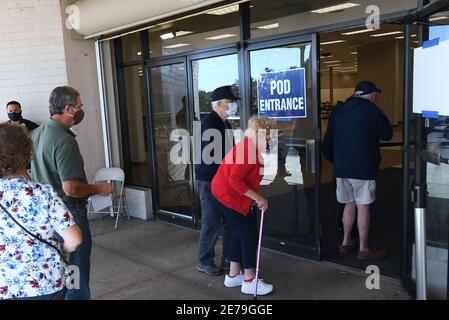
[211, 86, 241, 102]
[354, 81, 382, 96]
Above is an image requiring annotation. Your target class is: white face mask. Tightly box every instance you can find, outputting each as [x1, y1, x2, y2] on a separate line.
[225, 102, 238, 117]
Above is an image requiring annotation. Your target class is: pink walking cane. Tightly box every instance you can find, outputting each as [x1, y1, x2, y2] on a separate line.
[254, 209, 265, 300]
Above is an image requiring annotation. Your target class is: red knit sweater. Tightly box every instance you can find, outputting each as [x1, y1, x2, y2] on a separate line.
[211, 137, 263, 216]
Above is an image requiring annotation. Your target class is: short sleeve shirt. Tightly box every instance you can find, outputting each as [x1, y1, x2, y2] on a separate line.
[31, 119, 88, 203]
[0, 178, 76, 299]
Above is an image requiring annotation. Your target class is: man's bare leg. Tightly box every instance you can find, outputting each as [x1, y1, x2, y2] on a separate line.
[357, 204, 370, 252]
[342, 202, 357, 246]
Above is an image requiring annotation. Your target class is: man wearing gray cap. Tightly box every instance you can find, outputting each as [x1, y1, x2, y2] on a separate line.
[194, 85, 240, 275]
[323, 81, 393, 260]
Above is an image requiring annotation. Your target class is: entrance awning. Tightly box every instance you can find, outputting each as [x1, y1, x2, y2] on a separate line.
[71, 0, 228, 39]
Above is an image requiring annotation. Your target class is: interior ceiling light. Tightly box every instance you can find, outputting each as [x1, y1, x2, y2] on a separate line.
[370, 31, 403, 37]
[311, 2, 360, 14]
[321, 40, 346, 45]
[429, 16, 449, 22]
[257, 23, 280, 30]
[163, 43, 190, 49]
[160, 32, 174, 40]
[137, 51, 142, 56]
[206, 4, 239, 15]
[350, 51, 357, 55]
[175, 31, 193, 37]
[206, 34, 236, 40]
[342, 28, 378, 35]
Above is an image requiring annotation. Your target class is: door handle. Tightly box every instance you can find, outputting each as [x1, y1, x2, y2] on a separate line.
[306, 139, 317, 174]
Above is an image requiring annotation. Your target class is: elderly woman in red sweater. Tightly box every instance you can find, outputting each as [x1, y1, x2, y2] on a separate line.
[211, 116, 275, 296]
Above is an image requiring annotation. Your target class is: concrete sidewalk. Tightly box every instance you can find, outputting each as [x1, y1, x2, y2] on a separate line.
[88, 216, 410, 300]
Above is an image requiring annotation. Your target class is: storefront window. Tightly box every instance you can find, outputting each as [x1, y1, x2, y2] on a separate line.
[250, 0, 417, 39]
[148, 3, 240, 58]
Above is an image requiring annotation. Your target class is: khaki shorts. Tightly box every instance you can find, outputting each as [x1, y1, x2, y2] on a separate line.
[336, 178, 376, 205]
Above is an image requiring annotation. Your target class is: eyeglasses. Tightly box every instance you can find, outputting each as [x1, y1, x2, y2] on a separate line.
[7, 110, 21, 113]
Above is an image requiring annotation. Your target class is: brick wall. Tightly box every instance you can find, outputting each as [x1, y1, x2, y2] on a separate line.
[0, 0, 67, 123]
[0, 0, 105, 182]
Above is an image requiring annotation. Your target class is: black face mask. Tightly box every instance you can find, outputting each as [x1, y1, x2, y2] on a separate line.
[8, 112, 22, 122]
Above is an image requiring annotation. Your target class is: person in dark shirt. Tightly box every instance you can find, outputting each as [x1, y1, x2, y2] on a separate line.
[323, 81, 393, 261]
[195, 85, 240, 276]
[6, 101, 39, 132]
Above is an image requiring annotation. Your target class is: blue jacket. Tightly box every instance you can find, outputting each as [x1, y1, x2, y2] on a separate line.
[194, 111, 234, 182]
[322, 96, 393, 180]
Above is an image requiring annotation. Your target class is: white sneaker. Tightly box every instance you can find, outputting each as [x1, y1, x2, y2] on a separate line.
[241, 278, 273, 296]
[224, 273, 244, 288]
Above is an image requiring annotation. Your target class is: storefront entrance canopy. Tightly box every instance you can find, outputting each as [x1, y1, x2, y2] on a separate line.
[71, 0, 231, 39]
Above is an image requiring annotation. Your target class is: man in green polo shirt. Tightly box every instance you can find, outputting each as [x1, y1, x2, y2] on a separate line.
[31, 86, 112, 300]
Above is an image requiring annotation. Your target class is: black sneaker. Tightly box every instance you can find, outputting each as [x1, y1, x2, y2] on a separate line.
[196, 263, 222, 276]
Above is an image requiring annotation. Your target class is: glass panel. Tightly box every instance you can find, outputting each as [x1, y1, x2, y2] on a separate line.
[250, 0, 417, 39]
[415, 21, 449, 300]
[151, 63, 193, 215]
[122, 32, 142, 63]
[250, 43, 316, 247]
[123, 65, 151, 186]
[148, 4, 240, 58]
[192, 54, 240, 131]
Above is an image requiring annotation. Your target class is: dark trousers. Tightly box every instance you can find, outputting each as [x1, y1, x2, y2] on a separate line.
[197, 180, 231, 266]
[65, 202, 92, 300]
[216, 201, 258, 269]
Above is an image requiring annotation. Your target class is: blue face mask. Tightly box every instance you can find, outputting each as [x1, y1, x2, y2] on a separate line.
[225, 102, 238, 117]
[8, 112, 22, 122]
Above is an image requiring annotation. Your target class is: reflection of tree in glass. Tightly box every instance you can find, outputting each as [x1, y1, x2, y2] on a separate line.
[199, 90, 212, 113]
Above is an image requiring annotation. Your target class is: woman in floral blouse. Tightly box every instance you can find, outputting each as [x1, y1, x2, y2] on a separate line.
[0, 123, 82, 300]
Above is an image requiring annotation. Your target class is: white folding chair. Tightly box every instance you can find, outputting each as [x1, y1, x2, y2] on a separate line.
[87, 167, 130, 229]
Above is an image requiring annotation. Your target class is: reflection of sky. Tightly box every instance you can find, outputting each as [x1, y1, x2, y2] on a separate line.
[251, 47, 308, 80]
[196, 47, 309, 92]
[430, 25, 449, 42]
[197, 55, 239, 92]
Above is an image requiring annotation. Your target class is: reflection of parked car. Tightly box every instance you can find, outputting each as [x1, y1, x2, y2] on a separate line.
[423, 116, 449, 141]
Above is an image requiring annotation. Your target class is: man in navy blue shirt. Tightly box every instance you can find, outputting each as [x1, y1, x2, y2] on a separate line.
[323, 81, 393, 260]
[195, 86, 239, 276]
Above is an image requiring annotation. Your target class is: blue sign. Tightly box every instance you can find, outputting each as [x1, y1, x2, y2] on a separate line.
[257, 68, 307, 120]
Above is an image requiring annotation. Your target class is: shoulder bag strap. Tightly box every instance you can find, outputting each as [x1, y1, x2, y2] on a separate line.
[0, 202, 66, 262]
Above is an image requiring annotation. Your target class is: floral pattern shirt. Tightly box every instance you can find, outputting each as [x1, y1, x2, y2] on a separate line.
[0, 178, 76, 299]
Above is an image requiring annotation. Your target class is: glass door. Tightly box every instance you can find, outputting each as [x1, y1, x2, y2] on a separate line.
[403, 3, 449, 299]
[188, 50, 241, 226]
[247, 34, 321, 259]
[149, 59, 194, 221]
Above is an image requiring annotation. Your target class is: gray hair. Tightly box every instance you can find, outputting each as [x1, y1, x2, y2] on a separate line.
[211, 100, 219, 109]
[49, 86, 80, 116]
